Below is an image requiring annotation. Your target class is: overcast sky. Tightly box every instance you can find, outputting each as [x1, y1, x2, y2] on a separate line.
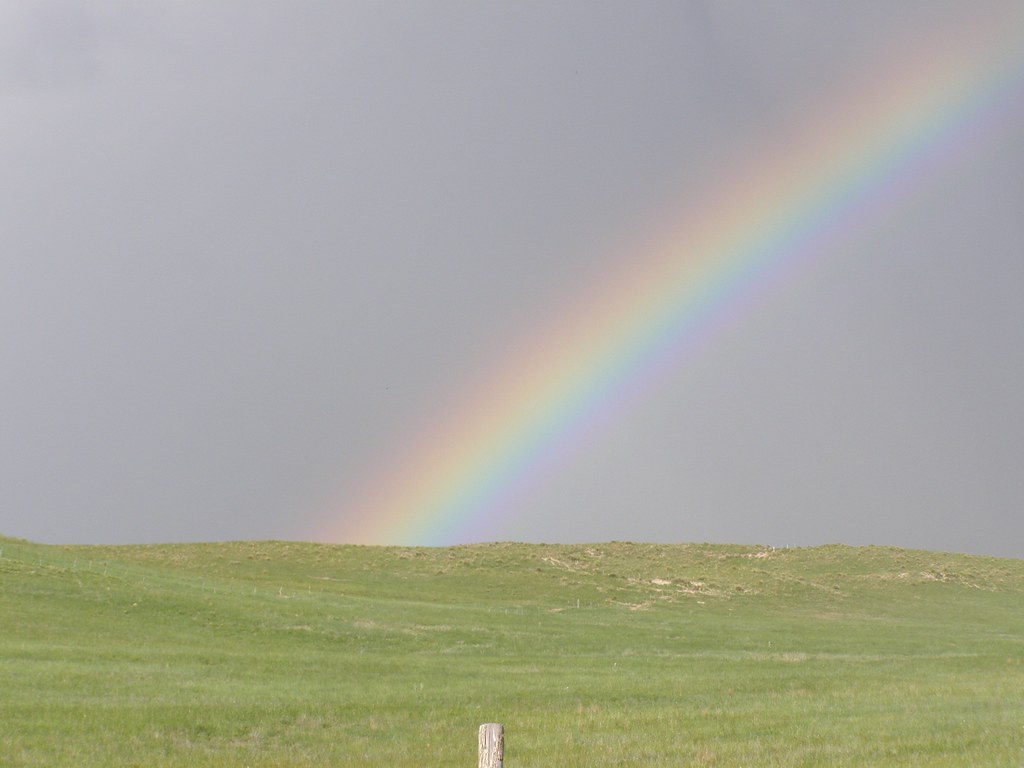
[3, 1, 1023, 557]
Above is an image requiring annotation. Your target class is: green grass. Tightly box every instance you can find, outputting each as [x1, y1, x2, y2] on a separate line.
[1, 536, 1022, 766]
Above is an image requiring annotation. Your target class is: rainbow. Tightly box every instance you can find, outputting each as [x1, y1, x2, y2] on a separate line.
[324, 13, 1024, 546]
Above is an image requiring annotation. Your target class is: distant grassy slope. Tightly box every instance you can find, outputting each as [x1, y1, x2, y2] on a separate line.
[1, 536, 1022, 766]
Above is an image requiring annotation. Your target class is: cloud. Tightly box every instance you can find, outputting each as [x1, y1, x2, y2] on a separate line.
[0, 0, 108, 90]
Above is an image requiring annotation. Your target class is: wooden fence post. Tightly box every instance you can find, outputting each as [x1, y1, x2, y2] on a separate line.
[478, 723, 503, 768]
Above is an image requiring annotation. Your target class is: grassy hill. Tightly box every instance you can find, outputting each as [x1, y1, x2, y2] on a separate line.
[1, 536, 1022, 766]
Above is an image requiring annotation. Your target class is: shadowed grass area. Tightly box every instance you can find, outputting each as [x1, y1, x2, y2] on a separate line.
[1, 536, 1022, 766]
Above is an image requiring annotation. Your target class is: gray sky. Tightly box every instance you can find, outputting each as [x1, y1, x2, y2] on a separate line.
[3, 1, 1023, 557]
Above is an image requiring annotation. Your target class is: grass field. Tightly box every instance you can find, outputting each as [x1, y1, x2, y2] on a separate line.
[1, 535, 1022, 766]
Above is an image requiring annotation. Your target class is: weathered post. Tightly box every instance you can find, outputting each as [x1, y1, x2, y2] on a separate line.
[478, 723, 504, 768]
